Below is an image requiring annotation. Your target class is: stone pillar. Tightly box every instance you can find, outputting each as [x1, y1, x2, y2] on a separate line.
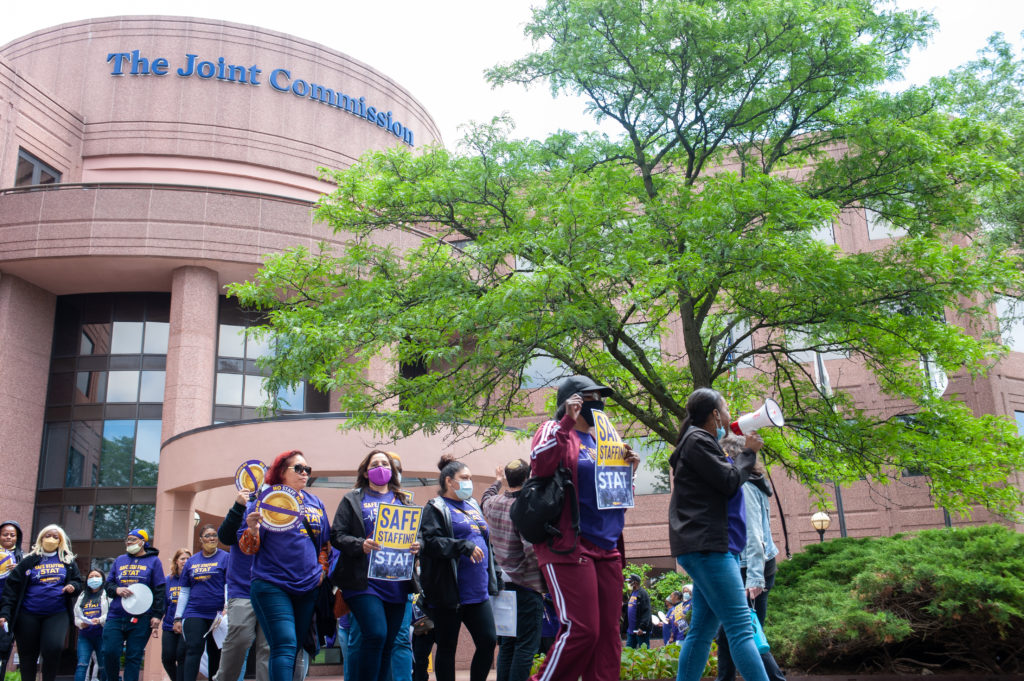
[161, 266, 219, 441]
[150, 266, 218, 681]
[0, 273, 55, 537]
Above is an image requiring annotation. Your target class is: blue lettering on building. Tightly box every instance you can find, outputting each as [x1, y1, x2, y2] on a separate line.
[107, 50, 414, 146]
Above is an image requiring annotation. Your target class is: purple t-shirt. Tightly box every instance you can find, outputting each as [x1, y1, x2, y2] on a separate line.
[240, 490, 329, 596]
[182, 550, 229, 619]
[725, 457, 747, 554]
[444, 498, 489, 605]
[576, 431, 626, 549]
[23, 554, 67, 616]
[342, 489, 407, 604]
[79, 589, 105, 639]
[163, 574, 183, 631]
[225, 546, 254, 600]
[627, 589, 640, 632]
[107, 552, 166, 619]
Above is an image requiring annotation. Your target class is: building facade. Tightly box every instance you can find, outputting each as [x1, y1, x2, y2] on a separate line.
[2, 13, 1022, 679]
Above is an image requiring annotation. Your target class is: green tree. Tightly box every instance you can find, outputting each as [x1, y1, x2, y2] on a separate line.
[230, 0, 1024, 517]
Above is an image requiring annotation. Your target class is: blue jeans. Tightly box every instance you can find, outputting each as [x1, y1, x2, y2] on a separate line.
[496, 585, 543, 681]
[346, 594, 407, 681]
[76, 634, 105, 681]
[338, 623, 351, 681]
[249, 579, 317, 681]
[674, 553, 768, 681]
[626, 632, 650, 649]
[391, 598, 413, 681]
[102, 616, 153, 681]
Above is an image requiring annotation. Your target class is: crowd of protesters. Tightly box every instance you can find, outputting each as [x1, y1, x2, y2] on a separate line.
[0, 376, 784, 681]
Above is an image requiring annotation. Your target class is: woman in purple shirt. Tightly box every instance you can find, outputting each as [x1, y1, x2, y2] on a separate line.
[176, 526, 229, 681]
[331, 450, 420, 681]
[161, 548, 191, 681]
[0, 525, 83, 681]
[420, 455, 498, 681]
[240, 450, 329, 681]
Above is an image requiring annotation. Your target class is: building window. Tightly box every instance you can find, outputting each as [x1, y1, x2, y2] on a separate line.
[214, 297, 329, 421]
[15, 148, 61, 187]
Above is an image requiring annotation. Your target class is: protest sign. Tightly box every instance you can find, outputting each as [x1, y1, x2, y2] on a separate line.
[593, 410, 634, 509]
[369, 503, 422, 581]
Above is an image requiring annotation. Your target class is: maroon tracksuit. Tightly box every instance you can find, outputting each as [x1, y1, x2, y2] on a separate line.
[529, 413, 624, 681]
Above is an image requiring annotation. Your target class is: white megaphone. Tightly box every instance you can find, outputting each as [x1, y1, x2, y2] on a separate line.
[730, 398, 784, 435]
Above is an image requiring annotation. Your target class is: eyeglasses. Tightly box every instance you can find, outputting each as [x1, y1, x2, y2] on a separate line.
[200, 534, 218, 540]
[292, 464, 312, 476]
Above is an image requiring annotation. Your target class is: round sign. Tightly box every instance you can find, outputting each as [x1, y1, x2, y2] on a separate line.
[235, 460, 267, 493]
[122, 583, 154, 615]
[258, 484, 302, 532]
[0, 551, 13, 577]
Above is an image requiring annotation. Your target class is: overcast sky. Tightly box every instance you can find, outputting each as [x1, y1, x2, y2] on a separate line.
[3, 1, 1023, 146]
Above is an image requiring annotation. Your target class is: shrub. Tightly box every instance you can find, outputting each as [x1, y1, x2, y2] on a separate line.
[532, 643, 717, 679]
[767, 524, 1024, 673]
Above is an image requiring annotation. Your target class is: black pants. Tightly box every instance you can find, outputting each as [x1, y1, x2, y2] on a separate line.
[411, 629, 435, 681]
[15, 609, 69, 681]
[715, 565, 785, 681]
[161, 629, 185, 681]
[182, 617, 221, 681]
[430, 601, 496, 681]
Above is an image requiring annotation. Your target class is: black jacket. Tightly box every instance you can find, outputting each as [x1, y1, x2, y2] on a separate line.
[330, 488, 419, 594]
[668, 427, 756, 556]
[219, 500, 249, 546]
[420, 496, 499, 610]
[628, 587, 652, 634]
[0, 553, 83, 625]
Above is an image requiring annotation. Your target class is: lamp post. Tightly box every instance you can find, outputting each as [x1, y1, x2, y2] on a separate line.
[810, 511, 831, 543]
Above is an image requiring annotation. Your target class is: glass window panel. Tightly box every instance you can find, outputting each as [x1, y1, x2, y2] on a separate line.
[69, 421, 102, 488]
[217, 358, 244, 373]
[15, 156, 34, 186]
[626, 438, 671, 495]
[38, 168, 59, 185]
[243, 376, 269, 407]
[129, 505, 156, 534]
[143, 322, 169, 355]
[865, 208, 908, 240]
[106, 371, 140, 402]
[139, 371, 165, 403]
[996, 298, 1024, 353]
[33, 506, 62, 535]
[93, 505, 130, 539]
[110, 321, 144, 354]
[133, 420, 161, 486]
[47, 372, 74, 405]
[99, 420, 135, 487]
[521, 354, 570, 389]
[75, 371, 91, 396]
[75, 371, 106, 403]
[278, 382, 305, 411]
[109, 355, 141, 370]
[245, 333, 272, 360]
[216, 373, 243, 406]
[64, 505, 94, 541]
[66, 447, 85, 488]
[80, 333, 95, 355]
[39, 423, 70, 489]
[218, 325, 246, 358]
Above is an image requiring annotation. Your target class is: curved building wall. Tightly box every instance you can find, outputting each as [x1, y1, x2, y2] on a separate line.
[1, 16, 443, 199]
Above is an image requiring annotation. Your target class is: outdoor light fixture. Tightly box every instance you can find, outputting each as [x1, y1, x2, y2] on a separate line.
[810, 511, 831, 543]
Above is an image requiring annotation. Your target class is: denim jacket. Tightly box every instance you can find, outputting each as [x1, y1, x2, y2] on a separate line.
[738, 477, 779, 589]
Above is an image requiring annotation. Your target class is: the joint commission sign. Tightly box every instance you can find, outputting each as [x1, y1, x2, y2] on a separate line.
[107, 50, 415, 146]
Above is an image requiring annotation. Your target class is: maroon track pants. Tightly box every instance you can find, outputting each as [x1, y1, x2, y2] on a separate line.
[531, 539, 623, 681]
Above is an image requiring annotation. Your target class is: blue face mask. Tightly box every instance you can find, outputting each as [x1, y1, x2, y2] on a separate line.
[717, 425, 727, 440]
[87, 577, 103, 590]
[455, 480, 474, 501]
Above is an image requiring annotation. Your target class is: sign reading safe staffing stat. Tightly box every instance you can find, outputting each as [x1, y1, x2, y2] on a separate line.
[369, 504, 422, 581]
[593, 410, 634, 509]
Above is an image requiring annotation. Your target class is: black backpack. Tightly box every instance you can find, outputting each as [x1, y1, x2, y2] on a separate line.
[510, 465, 580, 554]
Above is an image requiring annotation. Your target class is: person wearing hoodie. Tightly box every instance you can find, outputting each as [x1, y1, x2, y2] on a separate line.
[526, 375, 639, 681]
[714, 435, 785, 681]
[102, 528, 167, 681]
[0, 521, 20, 675]
[0, 522, 24, 563]
[74, 569, 110, 681]
[0, 524, 83, 681]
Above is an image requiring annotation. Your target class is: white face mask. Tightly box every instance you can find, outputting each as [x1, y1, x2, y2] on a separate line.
[126, 543, 142, 555]
[455, 480, 474, 500]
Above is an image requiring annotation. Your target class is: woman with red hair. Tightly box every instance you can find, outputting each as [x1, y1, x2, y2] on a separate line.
[238, 450, 329, 681]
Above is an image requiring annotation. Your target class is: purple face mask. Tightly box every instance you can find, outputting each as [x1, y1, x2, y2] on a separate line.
[368, 465, 392, 486]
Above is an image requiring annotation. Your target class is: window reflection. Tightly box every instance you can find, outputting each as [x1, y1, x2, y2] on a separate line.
[139, 371, 165, 403]
[93, 505, 130, 539]
[218, 324, 246, 358]
[110, 321, 144, 354]
[216, 373, 243, 405]
[143, 322, 169, 354]
[99, 420, 135, 487]
[133, 420, 161, 486]
[106, 371, 139, 402]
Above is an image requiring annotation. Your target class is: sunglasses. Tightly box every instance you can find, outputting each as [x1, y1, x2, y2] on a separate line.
[292, 464, 312, 476]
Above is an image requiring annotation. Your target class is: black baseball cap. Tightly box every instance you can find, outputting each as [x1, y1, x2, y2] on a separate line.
[555, 375, 614, 406]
